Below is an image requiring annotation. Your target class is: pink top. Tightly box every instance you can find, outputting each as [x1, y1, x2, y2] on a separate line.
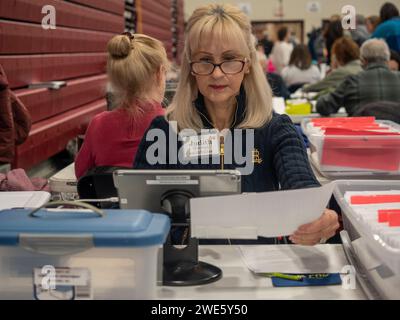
[75, 103, 164, 179]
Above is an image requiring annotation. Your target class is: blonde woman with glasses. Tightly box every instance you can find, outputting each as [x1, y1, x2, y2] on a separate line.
[134, 4, 339, 246]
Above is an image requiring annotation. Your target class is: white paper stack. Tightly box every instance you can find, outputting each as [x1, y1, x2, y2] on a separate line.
[0, 191, 51, 210]
[238, 244, 347, 274]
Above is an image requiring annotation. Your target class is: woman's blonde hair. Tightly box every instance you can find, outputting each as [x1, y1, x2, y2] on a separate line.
[106, 33, 169, 114]
[166, 4, 273, 130]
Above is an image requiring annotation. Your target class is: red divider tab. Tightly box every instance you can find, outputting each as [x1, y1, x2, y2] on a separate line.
[378, 211, 390, 223]
[351, 195, 400, 205]
[378, 209, 400, 223]
[389, 213, 400, 227]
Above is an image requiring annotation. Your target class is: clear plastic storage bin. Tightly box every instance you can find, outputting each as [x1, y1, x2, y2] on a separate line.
[0, 209, 170, 300]
[302, 119, 400, 176]
[334, 180, 400, 299]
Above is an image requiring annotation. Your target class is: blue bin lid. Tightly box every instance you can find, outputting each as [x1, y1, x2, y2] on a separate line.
[0, 209, 170, 247]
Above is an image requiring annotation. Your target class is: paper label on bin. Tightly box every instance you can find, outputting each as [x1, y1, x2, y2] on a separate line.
[33, 267, 92, 300]
[147, 176, 199, 185]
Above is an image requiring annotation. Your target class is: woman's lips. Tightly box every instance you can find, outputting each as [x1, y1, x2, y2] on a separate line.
[209, 85, 227, 90]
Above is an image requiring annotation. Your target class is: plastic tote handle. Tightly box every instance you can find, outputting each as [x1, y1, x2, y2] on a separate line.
[29, 200, 105, 218]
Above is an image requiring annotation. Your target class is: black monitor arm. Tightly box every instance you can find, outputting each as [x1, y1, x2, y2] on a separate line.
[160, 190, 222, 286]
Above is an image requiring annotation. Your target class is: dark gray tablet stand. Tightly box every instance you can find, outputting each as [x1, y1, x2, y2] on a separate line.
[161, 190, 222, 286]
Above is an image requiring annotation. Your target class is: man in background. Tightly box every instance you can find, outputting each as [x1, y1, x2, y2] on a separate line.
[316, 39, 400, 116]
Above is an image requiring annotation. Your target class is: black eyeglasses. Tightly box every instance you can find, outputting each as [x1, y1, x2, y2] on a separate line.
[190, 59, 247, 75]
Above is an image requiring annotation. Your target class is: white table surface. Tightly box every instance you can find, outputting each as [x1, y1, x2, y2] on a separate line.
[156, 245, 366, 300]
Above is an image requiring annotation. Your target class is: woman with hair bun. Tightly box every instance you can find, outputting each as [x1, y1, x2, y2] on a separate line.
[75, 33, 169, 179]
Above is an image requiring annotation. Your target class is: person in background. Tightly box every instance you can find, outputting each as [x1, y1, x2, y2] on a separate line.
[281, 44, 321, 89]
[255, 40, 290, 98]
[0, 65, 31, 165]
[75, 33, 169, 179]
[372, 2, 400, 52]
[366, 15, 380, 34]
[324, 19, 344, 66]
[308, 26, 327, 64]
[134, 3, 340, 246]
[258, 33, 274, 57]
[316, 39, 400, 116]
[303, 37, 363, 93]
[270, 26, 294, 75]
[389, 49, 400, 71]
[288, 30, 300, 47]
[255, 42, 268, 72]
[350, 15, 370, 46]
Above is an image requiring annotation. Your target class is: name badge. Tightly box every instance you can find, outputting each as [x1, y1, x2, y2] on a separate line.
[181, 131, 220, 159]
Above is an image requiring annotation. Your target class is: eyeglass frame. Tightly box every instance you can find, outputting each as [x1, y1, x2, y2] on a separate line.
[189, 58, 248, 75]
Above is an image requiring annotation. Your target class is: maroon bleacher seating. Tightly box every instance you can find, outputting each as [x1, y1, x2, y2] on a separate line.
[0, 0, 125, 170]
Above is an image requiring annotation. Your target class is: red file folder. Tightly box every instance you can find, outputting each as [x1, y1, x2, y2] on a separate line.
[321, 137, 400, 171]
[320, 124, 400, 171]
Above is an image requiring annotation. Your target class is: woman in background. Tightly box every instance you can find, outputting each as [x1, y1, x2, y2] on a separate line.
[281, 44, 321, 88]
[75, 33, 169, 179]
[324, 19, 343, 66]
[303, 37, 362, 94]
[372, 2, 400, 52]
[270, 26, 294, 75]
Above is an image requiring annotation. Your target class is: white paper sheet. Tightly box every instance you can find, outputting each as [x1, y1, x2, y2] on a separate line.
[0, 191, 51, 210]
[272, 97, 286, 114]
[237, 244, 347, 274]
[290, 89, 318, 100]
[190, 182, 335, 239]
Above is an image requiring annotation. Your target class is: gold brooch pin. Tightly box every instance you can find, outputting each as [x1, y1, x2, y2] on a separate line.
[252, 149, 263, 164]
